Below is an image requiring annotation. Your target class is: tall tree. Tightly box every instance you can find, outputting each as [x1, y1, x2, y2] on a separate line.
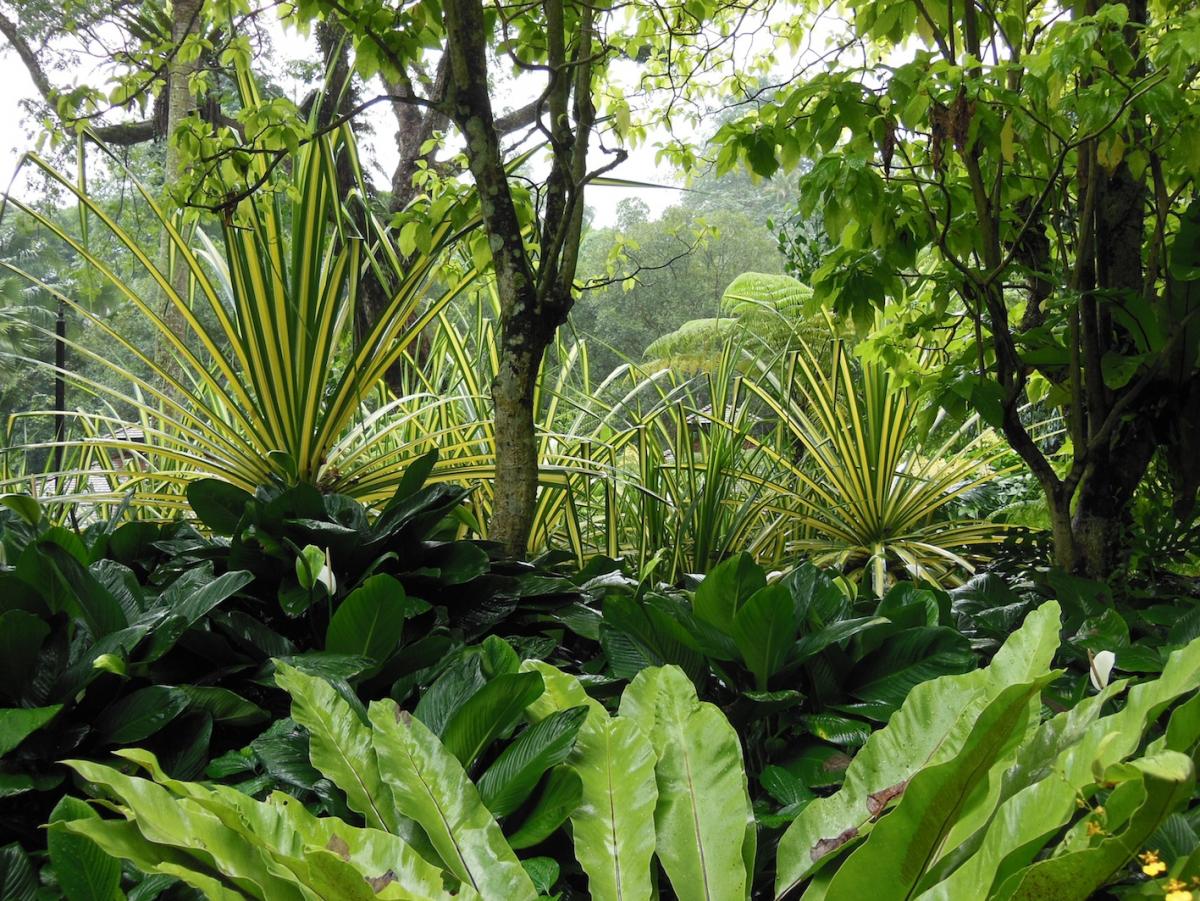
[715, 0, 1200, 577]
[297, 0, 627, 554]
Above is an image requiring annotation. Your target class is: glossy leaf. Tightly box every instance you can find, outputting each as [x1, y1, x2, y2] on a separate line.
[324, 574, 424, 662]
[506, 765, 584, 850]
[442, 671, 546, 768]
[477, 705, 588, 817]
[369, 697, 537, 899]
[693, 552, 765, 633]
[95, 686, 189, 745]
[0, 705, 60, 757]
[274, 662, 397, 833]
[731, 583, 796, 689]
[774, 601, 1061, 896]
[523, 660, 658, 901]
[47, 797, 122, 901]
[821, 674, 1056, 900]
[620, 665, 755, 901]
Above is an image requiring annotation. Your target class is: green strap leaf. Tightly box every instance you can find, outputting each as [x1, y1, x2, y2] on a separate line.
[63, 759, 307, 901]
[523, 660, 659, 901]
[274, 662, 397, 833]
[922, 635, 1200, 900]
[56, 819, 244, 901]
[369, 697, 537, 900]
[821, 674, 1057, 900]
[999, 752, 1195, 900]
[774, 601, 1061, 897]
[620, 666, 755, 901]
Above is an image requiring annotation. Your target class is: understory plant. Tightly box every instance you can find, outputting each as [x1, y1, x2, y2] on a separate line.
[0, 70, 485, 513]
[50, 601, 1200, 900]
[745, 330, 1012, 592]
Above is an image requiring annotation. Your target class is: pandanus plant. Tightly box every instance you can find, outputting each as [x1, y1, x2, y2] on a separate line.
[0, 70, 484, 515]
[744, 335, 1012, 593]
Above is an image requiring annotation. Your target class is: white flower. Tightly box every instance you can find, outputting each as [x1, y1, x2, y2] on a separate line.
[316, 548, 336, 595]
[1089, 650, 1116, 691]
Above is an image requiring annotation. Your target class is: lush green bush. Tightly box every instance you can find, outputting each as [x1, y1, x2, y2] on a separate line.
[46, 601, 1200, 900]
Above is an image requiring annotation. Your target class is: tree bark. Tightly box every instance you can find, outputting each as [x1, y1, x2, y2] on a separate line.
[440, 0, 595, 556]
[155, 0, 204, 380]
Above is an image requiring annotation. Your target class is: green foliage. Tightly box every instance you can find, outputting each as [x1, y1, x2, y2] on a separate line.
[56, 658, 743, 900]
[0, 499, 258, 852]
[585, 554, 977, 794]
[774, 601, 1200, 899]
[0, 72, 485, 513]
[746, 329, 1011, 592]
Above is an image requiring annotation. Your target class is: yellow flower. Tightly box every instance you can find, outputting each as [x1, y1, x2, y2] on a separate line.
[1086, 820, 1105, 837]
[1140, 850, 1167, 877]
[1165, 883, 1192, 901]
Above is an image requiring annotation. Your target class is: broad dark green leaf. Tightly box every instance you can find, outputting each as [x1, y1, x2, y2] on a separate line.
[442, 671, 545, 768]
[95, 686, 189, 745]
[414, 654, 487, 737]
[731, 584, 796, 689]
[693, 552, 764, 633]
[177, 686, 268, 726]
[478, 706, 588, 817]
[506, 766, 584, 850]
[325, 574, 424, 662]
[0, 610, 48, 703]
[849, 626, 977, 711]
[186, 479, 254, 535]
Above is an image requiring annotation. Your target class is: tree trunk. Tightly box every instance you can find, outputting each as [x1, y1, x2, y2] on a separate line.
[155, 0, 202, 380]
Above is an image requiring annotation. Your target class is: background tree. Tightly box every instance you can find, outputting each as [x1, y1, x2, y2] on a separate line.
[570, 188, 788, 375]
[715, 0, 1200, 577]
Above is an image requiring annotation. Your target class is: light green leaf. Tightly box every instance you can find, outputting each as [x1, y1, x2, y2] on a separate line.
[619, 666, 755, 901]
[58, 819, 245, 901]
[369, 697, 537, 900]
[999, 752, 1195, 900]
[63, 759, 307, 900]
[774, 602, 1061, 896]
[523, 660, 658, 901]
[47, 797, 122, 901]
[922, 635, 1200, 900]
[821, 674, 1057, 900]
[274, 662, 397, 833]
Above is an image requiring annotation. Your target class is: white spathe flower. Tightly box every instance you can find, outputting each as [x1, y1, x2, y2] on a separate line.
[1089, 650, 1116, 691]
[316, 548, 337, 595]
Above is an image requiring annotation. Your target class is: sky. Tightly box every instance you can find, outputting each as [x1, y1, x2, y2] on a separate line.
[0, 15, 692, 227]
